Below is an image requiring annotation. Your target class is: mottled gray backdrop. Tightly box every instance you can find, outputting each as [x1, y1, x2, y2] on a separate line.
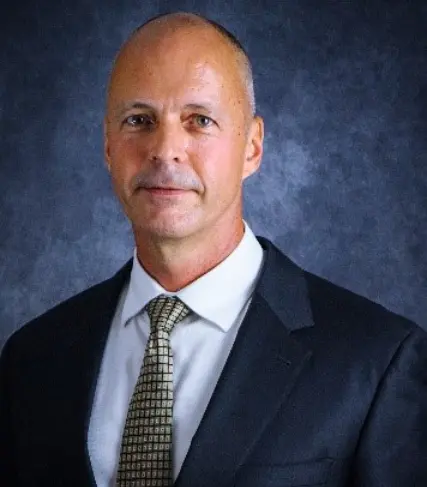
[1, 0, 426, 348]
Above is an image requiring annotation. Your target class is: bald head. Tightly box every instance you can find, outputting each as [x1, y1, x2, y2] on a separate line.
[107, 12, 256, 120]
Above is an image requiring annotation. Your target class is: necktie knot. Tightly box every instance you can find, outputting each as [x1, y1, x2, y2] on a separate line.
[145, 294, 191, 335]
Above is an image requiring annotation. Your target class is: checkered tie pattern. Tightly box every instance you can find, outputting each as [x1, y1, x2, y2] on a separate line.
[116, 294, 192, 486]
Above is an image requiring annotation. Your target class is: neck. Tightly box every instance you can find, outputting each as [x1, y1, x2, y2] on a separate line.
[133, 218, 245, 292]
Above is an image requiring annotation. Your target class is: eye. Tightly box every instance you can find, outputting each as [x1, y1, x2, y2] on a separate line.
[124, 114, 152, 127]
[122, 113, 214, 129]
[193, 114, 214, 128]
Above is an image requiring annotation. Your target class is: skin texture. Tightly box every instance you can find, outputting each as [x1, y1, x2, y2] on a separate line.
[105, 13, 264, 291]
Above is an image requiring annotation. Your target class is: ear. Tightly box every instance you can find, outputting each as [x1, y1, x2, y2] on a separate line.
[103, 117, 111, 172]
[242, 115, 264, 180]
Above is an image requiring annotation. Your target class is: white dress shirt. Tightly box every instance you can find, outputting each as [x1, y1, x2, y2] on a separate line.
[87, 220, 265, 486]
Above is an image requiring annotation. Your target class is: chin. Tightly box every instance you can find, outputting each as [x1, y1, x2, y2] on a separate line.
[133, 216, 201, 240]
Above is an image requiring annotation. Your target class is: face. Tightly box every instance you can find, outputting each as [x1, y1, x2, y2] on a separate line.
[105, 24, 264, 242]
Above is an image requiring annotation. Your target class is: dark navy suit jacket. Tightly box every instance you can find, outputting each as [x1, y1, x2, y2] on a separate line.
[1, 236, 427, 486]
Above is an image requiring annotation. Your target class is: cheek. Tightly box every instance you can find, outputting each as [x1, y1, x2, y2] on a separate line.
[197, 140, 244, 193]
[109, 134, 144, 165]
[206, 134, 244, 176]
[108, 134, 148, 184]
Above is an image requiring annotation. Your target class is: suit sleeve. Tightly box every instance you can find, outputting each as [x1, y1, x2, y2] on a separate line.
[352, 327, 427, 486]
[0, 336, 18, 486]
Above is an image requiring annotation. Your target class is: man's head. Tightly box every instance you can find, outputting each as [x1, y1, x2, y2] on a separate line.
[104, 12, 264, 243]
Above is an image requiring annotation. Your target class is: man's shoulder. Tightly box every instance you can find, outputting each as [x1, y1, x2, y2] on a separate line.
[3, 259, 132, 355]
[264, 236, 421, 337]
[261, 236, 423, 340]
[301, 265, 423, 342]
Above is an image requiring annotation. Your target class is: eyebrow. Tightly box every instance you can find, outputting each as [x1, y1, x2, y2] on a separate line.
[115, 101, 217, 117]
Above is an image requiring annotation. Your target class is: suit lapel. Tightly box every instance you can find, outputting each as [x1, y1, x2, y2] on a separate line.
[47, 259, 133, 485]
[175, 237, 314, 487]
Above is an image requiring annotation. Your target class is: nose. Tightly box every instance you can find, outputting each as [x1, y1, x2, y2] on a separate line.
[148, 119, 187, 163]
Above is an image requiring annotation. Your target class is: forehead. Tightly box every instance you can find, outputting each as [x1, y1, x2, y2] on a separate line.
[108, 25, 245, 112]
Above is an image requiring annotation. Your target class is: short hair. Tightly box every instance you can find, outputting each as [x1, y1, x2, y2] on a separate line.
[131, 12, 256, 117]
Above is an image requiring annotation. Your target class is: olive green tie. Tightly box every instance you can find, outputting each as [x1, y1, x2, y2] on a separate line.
[116, 294, 192, 486]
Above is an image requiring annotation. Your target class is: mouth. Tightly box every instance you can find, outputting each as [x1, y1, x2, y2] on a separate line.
[143, 187, 189, 196]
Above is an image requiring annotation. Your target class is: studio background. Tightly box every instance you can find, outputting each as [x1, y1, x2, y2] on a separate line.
[1, 0, 426, 349]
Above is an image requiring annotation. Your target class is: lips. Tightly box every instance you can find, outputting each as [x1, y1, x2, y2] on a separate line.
[144, 187, 188, 196]
[149, 187, 183, 190]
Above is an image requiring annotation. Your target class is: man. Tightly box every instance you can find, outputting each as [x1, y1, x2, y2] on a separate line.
[1, 10, 427, 487]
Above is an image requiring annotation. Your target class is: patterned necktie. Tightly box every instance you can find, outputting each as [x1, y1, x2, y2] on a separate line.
[116, 294, 192, 486]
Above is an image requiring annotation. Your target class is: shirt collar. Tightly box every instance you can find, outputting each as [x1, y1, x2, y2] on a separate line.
[120, 220, 265, 332]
